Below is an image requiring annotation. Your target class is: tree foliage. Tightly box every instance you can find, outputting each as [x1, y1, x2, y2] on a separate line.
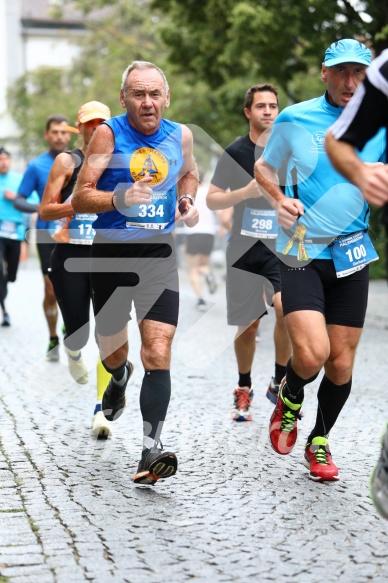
[154, 0, 387, 97]
[7, 0, 387, 274]
[8, 1, 170, 155]
[8, 0, 388, 154]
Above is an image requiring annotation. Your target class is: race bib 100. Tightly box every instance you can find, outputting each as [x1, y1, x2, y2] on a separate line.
[330, 231, 378, 278]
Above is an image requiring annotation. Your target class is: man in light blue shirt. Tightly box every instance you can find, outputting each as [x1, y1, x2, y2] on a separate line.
[0, 147, 23, 326]
[325, 48, 388, 518]
[14, 115, 70, 360]
[255, 39, 386, 482]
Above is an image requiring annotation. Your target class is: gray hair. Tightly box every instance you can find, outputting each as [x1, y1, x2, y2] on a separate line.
[121, 61, 169, 97]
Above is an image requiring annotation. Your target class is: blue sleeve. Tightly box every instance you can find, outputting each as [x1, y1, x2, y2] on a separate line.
[379, 129, 386, 163]
[17, 163, 37, 199]
[262, 110, 293, 170]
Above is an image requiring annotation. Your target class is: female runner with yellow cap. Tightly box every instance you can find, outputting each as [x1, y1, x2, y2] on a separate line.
[39, 101, 114, 438]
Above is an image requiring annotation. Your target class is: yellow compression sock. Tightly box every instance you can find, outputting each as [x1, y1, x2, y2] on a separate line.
[96, 357, 111, 402]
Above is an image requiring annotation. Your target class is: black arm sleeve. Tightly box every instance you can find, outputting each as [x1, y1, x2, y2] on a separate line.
[13, 194, 38, 213]
[336, 77, 388, 151]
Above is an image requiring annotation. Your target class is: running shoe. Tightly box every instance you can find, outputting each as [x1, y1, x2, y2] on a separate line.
[65, 348, 89, 384]
[1, 312, 10, 327]
[304, 436, 339, 481]
[46, 338, 60, 362]
[133, 446, 178, 485]
[231, 386, 254, 421]
[205, 272, 217, 294]
[370, 424, 388, 519]
[91, 410, 112, 439]
[269, 378, 303, 454]
[101, 360, 134, 421]
[196, 298, 207, 312]
[266, 376, 279, 405]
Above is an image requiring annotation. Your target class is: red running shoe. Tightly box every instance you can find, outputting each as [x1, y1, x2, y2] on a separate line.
[231, 387, 253, 421]
[269, 378, 303, 455]
[304, 436, 339, 481]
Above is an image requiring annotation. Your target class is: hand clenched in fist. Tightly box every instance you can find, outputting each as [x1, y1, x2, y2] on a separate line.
[178, 197, 199, 228]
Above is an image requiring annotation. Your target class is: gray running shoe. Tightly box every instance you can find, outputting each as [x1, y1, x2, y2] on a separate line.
[266, 376, 279, 404]
[1, 312, 10, 327]
[133, 446, 178, 485]
[205, 272, 217, 294]
[370, 424, 388, 519]
[46, 338, 59, 362]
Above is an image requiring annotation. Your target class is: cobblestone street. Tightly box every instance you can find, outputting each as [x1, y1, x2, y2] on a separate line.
[0, 256, 387, 583]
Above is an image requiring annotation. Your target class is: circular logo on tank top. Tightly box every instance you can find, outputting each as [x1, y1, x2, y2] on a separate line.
[130, 147, 168, 186]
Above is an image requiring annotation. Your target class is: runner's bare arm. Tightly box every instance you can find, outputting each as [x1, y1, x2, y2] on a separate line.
[255, 156, 304, 221]
[325, 131, 388, 207]
[207, 179, 262, 210]
[39, 153, 75, 221]
[72, 124, 115, 213]
[176, 125, 198, 196]
[176, 124, 199, 227]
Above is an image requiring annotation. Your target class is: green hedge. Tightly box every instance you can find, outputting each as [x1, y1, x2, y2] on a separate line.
[369, 206, 387, 280]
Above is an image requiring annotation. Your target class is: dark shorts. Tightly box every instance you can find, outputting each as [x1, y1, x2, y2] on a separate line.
[37, 241, 56, 275]
[91, 233, 179, 336]
[226, 239, 281, 326]
[49, 244, 92, 351]
[279, 257, 369, 328]
[0, 237, 21, 283]
[186, 234, 214, 256]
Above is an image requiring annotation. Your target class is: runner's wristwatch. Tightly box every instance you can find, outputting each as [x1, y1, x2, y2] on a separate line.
[178, 194, 195, 205]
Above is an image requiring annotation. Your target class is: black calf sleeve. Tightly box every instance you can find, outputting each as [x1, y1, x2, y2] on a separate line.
[140, 369, 171, 447]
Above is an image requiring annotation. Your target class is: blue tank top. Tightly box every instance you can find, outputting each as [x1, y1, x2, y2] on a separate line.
[263, 93, 386, 259]
[94, 115, 183, 241]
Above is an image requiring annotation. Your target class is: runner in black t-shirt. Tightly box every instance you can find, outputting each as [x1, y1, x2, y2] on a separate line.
[207, 84, 291, 421]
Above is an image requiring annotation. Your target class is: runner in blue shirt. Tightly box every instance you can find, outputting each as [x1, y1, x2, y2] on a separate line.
[325, 48, 388, 517]
[0, 148, 23, 326]
[14, 115, 71, 360]
[255, 39, 386, 482]
[72, 61, 199, 485]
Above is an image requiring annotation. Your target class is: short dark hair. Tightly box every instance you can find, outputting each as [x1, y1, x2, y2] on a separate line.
[45, 114, 69, 132]
[244, 84, 279, 110]
[0, 147, 11, 156]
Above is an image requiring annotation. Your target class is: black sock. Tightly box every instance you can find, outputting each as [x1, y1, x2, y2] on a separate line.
[102, 360, 128, 387]
[0, 282, 8, 310]
[283, 358, 319, 404]
[140, 369, 171, 450]
[308, 375, 352, 442]
[238, 371, 251, 388]
[274, 363, 287, 385]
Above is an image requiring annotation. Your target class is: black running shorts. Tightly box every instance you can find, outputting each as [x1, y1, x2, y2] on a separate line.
[279, 257, 369, 328]
[49, 243, 92, 351]
[91, 233, 179, 336]
[37, 241, 56, 275]
[186, 234, 215, 256]
[0, 237, 21, 283]
[226, 239, 281, 326]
